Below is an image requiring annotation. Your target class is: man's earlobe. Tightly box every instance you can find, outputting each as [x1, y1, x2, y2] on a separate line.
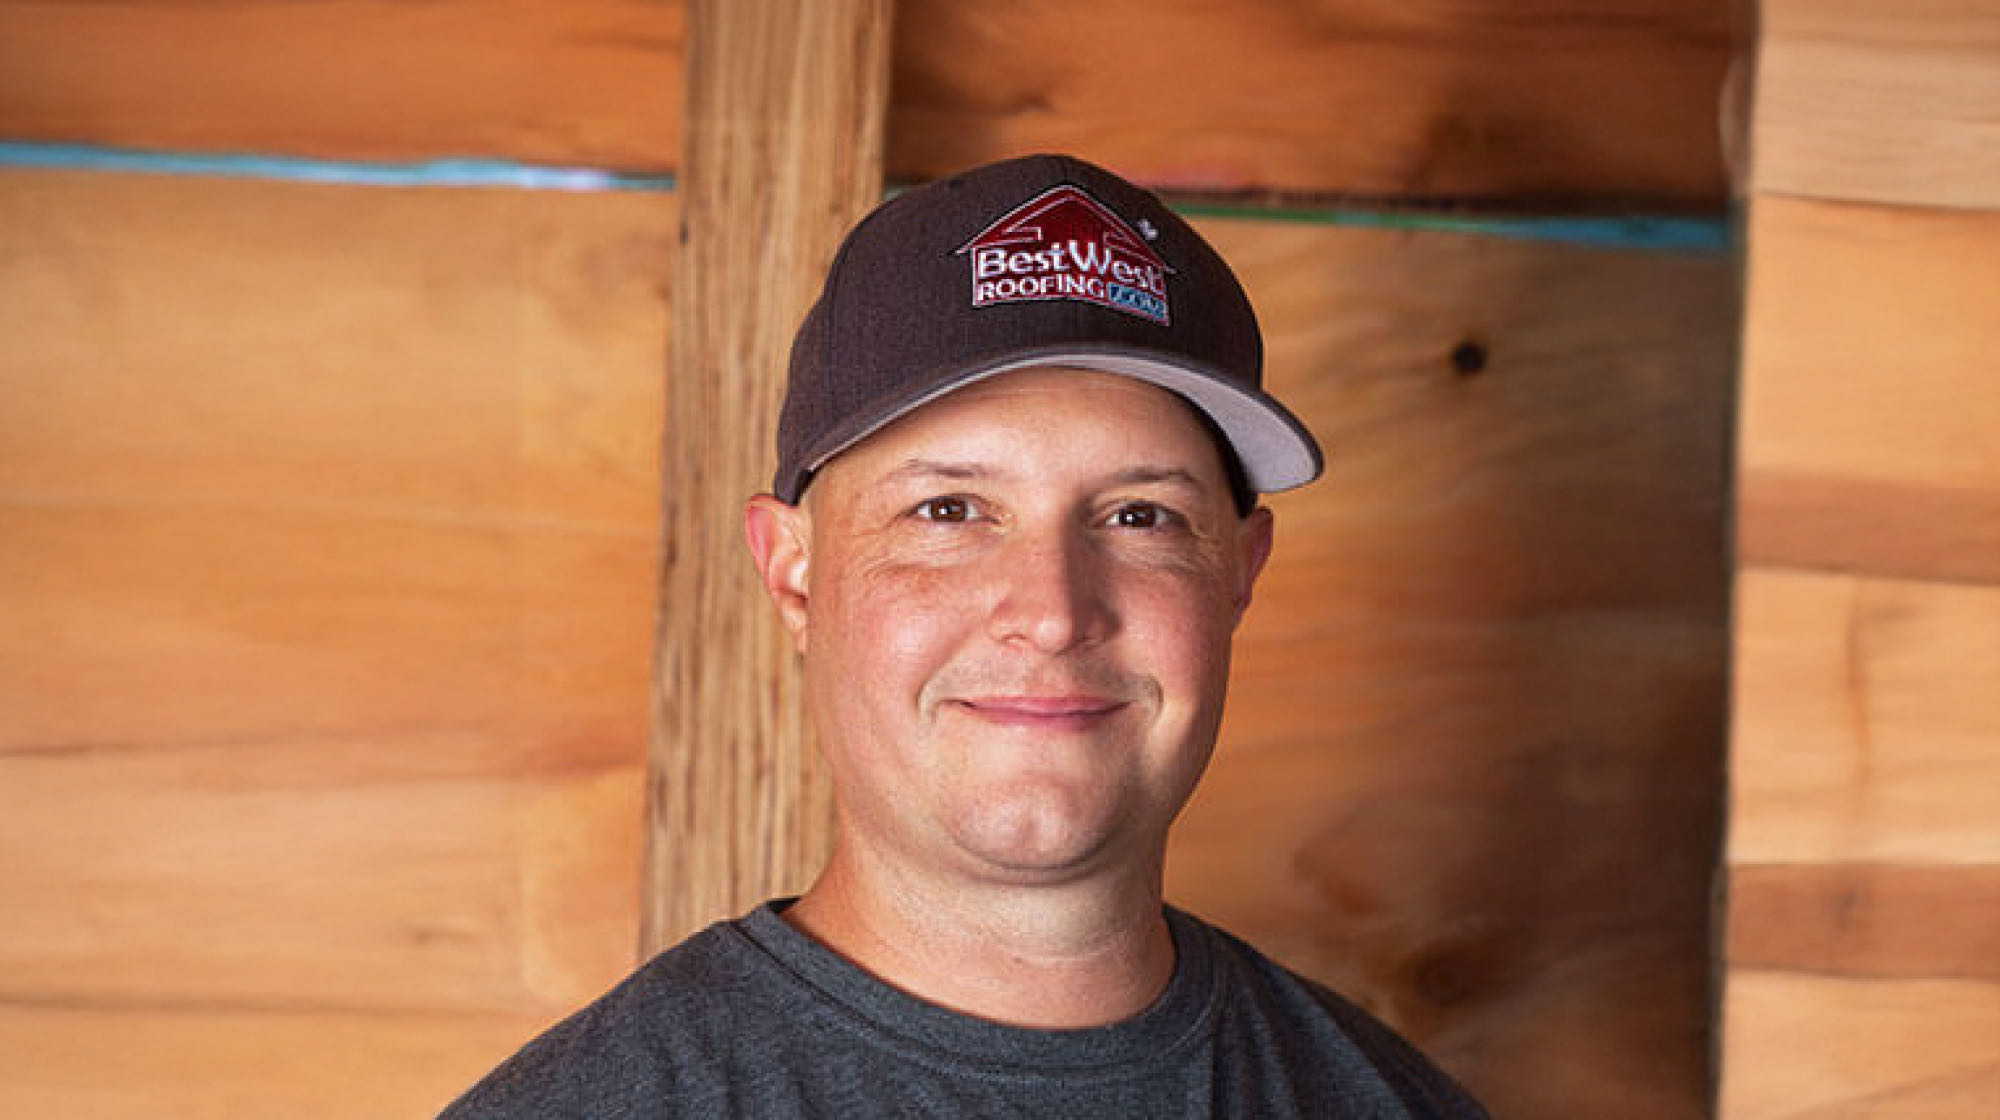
[744, 494, 812, 653]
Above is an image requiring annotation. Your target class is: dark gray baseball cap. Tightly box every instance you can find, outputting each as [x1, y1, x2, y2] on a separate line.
[773, 153, 1324, 504]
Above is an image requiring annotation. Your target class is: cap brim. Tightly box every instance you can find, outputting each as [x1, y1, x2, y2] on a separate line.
[803, 345, 1325, 495]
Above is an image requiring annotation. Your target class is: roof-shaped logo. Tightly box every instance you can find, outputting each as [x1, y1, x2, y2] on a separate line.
[955, 185, 1172, 325]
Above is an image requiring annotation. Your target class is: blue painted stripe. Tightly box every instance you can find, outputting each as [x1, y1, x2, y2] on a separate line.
[0, 140, 1729, 252]
[0, 141, 677, 192]
[1172, 201, 1732, 254]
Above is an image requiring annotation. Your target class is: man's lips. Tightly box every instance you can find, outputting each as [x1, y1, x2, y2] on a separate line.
[949, 695, 1129, 730]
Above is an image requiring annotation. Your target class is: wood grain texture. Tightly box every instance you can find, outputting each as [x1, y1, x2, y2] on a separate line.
[1738, 196, 2000, 585]
[1167, 220, 1736, 1120]
[645, 0, 890, 953]
[1730, 567, 2000, 867]
[0, 0, 1734, 202]
[1729, 5, 2000, 1105]
[1721, 972, 2000, 1119]
[0, 707, 638, 1014]
[1729, 863, 2000, 984]
[1754, 0, 2000, 208]
[0, 168, 666, 1116]
[0, 1003, 542, 1120]
[890, 0, 1735, 203]
[0, 0, 685, 171]
[1724, 567, 2000, 1114]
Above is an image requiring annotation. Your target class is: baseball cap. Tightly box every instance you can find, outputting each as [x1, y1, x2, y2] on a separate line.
[772, 153, 1324, 504]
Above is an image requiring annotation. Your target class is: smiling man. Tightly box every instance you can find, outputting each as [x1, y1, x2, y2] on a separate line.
[441, 155, 1487, 1118]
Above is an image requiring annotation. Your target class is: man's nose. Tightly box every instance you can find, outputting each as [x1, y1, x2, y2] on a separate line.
[986, 528, 1115, 653]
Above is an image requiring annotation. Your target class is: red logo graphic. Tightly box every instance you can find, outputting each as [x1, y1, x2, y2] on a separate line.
[955, 185, 1172, 325]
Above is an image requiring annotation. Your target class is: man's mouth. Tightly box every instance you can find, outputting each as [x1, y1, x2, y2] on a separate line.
[950, 695, 1129, 730]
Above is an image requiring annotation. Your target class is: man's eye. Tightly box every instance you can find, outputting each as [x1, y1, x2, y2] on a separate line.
[913, 496, 973, 523]
[1109, 502, 1168, 529]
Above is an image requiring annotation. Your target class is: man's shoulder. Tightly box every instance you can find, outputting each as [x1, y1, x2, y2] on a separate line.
[1174, 909, 1491, 1119]
[435, 914, 764, 1119]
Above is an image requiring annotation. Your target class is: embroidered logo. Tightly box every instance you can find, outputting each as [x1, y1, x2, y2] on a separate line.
[955, 185, 1172, 325]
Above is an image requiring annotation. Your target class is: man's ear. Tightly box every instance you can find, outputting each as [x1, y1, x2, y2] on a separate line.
[1232, 506, 1276, 623]
[744, 494, 812, 654]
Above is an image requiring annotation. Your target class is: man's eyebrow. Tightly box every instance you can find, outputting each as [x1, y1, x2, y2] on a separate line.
[880, 459, 1001, 484]
[1105, 466, 1207, 490]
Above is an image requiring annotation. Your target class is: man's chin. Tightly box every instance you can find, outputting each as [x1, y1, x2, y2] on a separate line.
[942, 797, 1143, 884]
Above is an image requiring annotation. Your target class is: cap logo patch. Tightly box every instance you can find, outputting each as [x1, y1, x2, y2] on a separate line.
[956, 185, 1172, 325]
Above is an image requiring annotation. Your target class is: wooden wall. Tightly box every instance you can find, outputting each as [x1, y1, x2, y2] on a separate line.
[0, 0, 1731, 202]
[0, 2, 1738, 1116]
[0, 170, 670, 1117]
[1180, 219, 1733, 1119]
[1721, 0, 2000, 1115]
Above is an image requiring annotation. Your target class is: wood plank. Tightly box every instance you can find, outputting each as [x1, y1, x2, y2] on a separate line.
[0, 502, 651, 769]
[0, 169, 671, 753]
[1720, 971, 2000, 1119]
[0, 167, 664, 1106]
[1730, 567, 2000, 866]
[0, 0, 1734, 202]
[1738, 195, 2000, 585]
[0, 0, 684, 171]
[1166, 219, 1736, 1120]
[890, 0, 1734, 203]
[1755, 0, 2000, 208]
[0, 1003, 542, 1120]
[645, 0, 890, 952]
[0, 729, 640, 1013]
[1727, 8, 2000, 1111]
[1729, 863, 2000, 984]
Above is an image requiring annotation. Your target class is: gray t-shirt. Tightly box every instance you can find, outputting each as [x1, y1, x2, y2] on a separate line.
[439, 902, 1487, 1118]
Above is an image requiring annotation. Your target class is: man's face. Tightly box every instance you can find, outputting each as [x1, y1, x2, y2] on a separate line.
[747, 367, 1274, 889]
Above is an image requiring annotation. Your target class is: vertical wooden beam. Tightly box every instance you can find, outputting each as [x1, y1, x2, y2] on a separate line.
[646, 0, 893, 953]
[1720, 0, 2000, 1115]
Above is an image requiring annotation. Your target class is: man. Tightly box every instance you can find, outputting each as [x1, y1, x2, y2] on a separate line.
[442, 154, 1487, 1118]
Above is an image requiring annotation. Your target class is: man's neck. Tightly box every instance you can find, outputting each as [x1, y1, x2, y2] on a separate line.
[781, 846, 1177, 1030]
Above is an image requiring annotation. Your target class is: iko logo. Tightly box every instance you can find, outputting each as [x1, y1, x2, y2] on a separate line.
[955, 185, 1172, 325]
